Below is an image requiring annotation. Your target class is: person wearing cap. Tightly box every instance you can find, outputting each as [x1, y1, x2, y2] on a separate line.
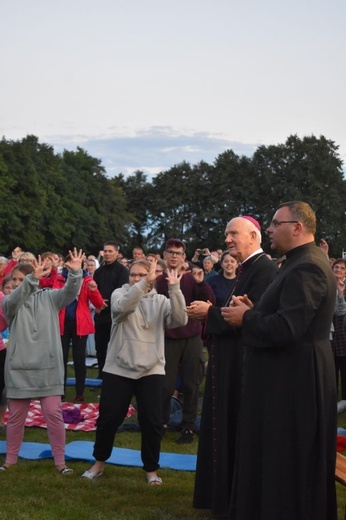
[86, 257, 100, 276]
[222, 202, 337, 520]
[189, 215, 277, 518]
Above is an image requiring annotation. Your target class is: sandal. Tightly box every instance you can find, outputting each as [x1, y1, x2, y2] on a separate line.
[0, 466, 7, 472]
[81, 469, 103, 480]
[59, 467, 73, 475]
[147, 476, 162, 486]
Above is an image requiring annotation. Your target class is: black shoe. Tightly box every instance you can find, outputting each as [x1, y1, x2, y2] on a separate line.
[176, 428, 194, 444]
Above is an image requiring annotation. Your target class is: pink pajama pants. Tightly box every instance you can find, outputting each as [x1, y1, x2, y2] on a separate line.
[5, 396, 66, 466]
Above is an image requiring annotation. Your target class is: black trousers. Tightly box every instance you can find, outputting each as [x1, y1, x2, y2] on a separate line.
[162, 335, 204, 430]
[94, 320, 112, 378]
[61, 319, 87, 397]
[93, 371, 163, 472]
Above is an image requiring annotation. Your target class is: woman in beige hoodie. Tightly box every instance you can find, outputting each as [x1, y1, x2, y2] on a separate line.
[82, 259, 187, 485]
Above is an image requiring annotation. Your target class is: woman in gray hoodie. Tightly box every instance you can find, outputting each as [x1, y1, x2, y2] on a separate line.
[0, 249, 83, 474]
[82, 259, 187, 485]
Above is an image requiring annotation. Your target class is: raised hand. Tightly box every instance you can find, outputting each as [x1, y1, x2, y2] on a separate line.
[33, 256, 53, 279]
[51, 253, 60, 267]
[166, 268, 183, 285]
[191, 267, 204, 284]
[337, 279, 345, 297]
[177, 262, 190, 276]
[145, 259, 158, 284]
[319, 239, 329, 257]
[65, 248, 84, 271]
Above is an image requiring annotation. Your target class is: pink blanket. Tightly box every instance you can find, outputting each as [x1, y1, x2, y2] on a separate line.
[4, 400, 136, 431]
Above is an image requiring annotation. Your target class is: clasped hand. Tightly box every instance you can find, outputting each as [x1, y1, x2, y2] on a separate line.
[221, 294, 253, 327]
[186, 300, 212, 320]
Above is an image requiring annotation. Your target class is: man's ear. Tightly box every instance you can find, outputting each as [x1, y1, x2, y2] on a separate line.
[292, 222, 303, 236]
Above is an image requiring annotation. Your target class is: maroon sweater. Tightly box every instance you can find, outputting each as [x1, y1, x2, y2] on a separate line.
[155, 272, 215, 339]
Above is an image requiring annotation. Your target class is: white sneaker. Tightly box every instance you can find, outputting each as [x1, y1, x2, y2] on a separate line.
[81, 469, 103, 480]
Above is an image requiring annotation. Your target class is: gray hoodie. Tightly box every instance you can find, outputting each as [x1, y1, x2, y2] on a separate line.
[3, 269, 82, 398]
[103, 277, 187, 379]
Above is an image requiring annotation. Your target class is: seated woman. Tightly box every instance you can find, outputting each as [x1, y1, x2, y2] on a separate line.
[82, 259, 187, 485]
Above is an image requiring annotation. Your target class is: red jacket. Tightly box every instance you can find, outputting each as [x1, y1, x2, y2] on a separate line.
[39, 267, 59, 288]
[55, 274, 104, 336]
[3, 259, 18, 277]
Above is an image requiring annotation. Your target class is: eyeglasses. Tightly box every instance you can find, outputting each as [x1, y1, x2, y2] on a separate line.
[165, 250, 184, 257]
[155, 269, 163, 274]
[129, 273, 147, 278]
[270, 220, 299, 228]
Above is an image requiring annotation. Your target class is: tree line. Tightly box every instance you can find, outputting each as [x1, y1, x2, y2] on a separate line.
[0, 133, 345, 259]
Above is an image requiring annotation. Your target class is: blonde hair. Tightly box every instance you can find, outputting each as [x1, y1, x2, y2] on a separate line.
[18, 252, 37, 264]
[129, 260, 151, 273]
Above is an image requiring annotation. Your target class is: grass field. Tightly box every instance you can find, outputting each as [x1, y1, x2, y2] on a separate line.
[1, 362, 345, 519]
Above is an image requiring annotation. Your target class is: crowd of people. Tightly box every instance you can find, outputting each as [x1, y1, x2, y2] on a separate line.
[0, 201, 343, 519]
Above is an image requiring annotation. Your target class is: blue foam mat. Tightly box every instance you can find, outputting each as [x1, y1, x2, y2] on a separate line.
[0, 440, 196, 471]
[66, 377, 102, 387]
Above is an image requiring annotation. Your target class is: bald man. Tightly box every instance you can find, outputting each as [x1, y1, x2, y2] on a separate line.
[190, 216, 277, 518]
[223, 202, 337, 520]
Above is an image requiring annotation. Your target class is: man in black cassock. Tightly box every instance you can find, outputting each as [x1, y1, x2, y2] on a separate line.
[189, 216, 277, 517]
[222, 201, 337, 520]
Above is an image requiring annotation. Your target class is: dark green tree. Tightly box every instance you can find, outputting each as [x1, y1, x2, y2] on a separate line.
[180, 160, 221, 253]
[148, 161, 194, 251]
[0, 135, 64, 253]
[114, 171, 153, 255]
[1, 134, 345, 259]
[205, 150, 253, 249]
[249, 134, 346, 256]
[60, 148, 130, 254]
[0, 137, 130, 255]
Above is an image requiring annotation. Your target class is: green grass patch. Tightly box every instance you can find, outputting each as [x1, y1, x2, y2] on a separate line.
[1, 363, 346, 518]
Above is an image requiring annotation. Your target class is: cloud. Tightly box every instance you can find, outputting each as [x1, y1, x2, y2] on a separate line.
[45, 126, 259, 178]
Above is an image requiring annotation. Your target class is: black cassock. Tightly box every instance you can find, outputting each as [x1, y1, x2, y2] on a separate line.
[193, 252, 277, 517]
[229, 243, 337, 520]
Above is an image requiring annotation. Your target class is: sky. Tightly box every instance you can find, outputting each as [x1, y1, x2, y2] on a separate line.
[1, 0, 345, 178]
